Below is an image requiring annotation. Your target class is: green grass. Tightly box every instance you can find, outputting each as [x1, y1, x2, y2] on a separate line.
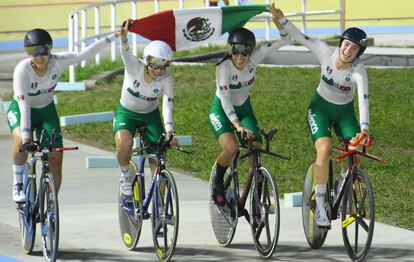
[55, 64, 414, 230]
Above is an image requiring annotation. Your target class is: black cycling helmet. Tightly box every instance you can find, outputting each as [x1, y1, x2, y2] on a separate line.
[339, 27, 367, 57]
[24, 28, 53, 48]
[227, 27, 256, 54]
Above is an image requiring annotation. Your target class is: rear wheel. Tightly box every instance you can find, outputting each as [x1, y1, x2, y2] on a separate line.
[249, 167, 280, 258]
[118, 161, 143, 250]
[151, 169, 179, 262]
[18, 164, 36, 254]
[341, 170, 374, 262]
[39, 172, 59, 261]
[302, 163, 329, 249]
[208, 162, 238, 247]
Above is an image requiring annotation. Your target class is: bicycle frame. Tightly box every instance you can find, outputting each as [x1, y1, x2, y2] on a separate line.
[328, 136, 387, 219]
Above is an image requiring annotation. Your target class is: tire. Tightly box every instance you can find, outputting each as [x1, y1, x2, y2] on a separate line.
[302, 163, 329, 249]
[208, 162, 238, 247]
[118, 161, 143, 250]
[39, 172, 59, 262]
[341, 170, 374, 262]
[249, 167, 280, 258]
[151, 169, 179, 262]
[18, 163, 36, 254]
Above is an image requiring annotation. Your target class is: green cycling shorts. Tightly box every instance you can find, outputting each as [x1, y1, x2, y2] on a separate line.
[307, 92, 360, 143]
[7, 100, 63, 147]
[113, 104, 165, 144]
[208, 96, 262, 144]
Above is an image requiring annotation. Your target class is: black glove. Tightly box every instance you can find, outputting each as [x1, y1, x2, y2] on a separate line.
[21, 143, 37, 153]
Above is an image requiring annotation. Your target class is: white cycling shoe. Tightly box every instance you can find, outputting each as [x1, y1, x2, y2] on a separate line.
[119, 175, 133, 196]
[315, 207, 331, 227]
[13, 183, 27, 203]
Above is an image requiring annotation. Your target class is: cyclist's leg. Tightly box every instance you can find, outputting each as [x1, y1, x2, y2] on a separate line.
[113, 105, 137, 196]
[7, 100, 28, 202]
[307, 93, 333, 226]
[35, 102, 64, 191]
[208, 97, 238, 206]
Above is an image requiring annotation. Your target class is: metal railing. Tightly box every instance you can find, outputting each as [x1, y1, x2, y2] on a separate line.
[67, 0, 344, 82]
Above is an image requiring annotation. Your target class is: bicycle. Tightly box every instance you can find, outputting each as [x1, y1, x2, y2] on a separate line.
[17, 129, 78, 262]
[302, 135, 387, 261]
[208, 128, 290, 258]
[118, 128, 192, 262]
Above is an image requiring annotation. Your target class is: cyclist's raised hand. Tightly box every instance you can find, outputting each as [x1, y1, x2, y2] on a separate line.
[269, 3, 285, 21]
[117, 19, 132, 41]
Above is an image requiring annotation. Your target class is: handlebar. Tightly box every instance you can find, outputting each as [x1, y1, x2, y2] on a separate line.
[238, 128, 290, 161]
[333, 136, 387, 165]
[133, 131, 193, 156]
[20, 129, 79, 153]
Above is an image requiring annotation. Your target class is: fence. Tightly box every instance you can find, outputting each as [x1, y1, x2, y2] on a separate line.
[67, 0, 345, 82]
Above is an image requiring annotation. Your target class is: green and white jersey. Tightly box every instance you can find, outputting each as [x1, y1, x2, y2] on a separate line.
[120, 42, 174, 131]
[215, 30, 290, 122]
[12, 34, 115, 139]
[280, 17, 370, 130]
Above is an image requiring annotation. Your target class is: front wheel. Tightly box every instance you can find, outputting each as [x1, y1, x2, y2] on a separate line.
[208, 162, 238, 247]
[118, 161, 144, 250]
[151, 169, 179, 262]
[39, 172, 59, 262]
[302, 163, 329, 249]
[249, 167, 280, 258]
[18, 163, 36, 254]
[341, 170, 374, 262]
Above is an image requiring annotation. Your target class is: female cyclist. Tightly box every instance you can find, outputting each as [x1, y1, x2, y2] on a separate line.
[8, 28, 116, 202]
[114, 20, 177, 196]
[270, 4, 370, 227]
[208, 17, 290, 206]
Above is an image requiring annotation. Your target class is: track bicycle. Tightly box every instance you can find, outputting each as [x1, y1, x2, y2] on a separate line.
[302, 135, 387, 261]
[208, 128, 290, 258]
[17, 129, 78, 262]
[118, 128, 192, 262]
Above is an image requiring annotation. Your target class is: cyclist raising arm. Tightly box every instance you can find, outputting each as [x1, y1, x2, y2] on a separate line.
[270, 4, 370, 227]
[114, 20, 176, 196]
[208, 15, 291, 207]
[7, 28, 116, 202]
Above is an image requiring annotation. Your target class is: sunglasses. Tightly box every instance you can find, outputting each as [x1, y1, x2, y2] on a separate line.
[146, 56, 171, 70]
[229, 44, 251, 56]
[25, 45, 51, 57]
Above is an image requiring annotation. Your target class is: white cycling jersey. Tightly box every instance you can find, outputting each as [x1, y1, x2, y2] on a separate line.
[119, 41, 174, 132]
[13, 34, 116, 140]
[280, 17, 370, 130]
[215, 30, 290, 122]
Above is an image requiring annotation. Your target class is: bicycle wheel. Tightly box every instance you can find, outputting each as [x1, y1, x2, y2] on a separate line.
[302, 163, 329, 249]
[249, 167, 280, 258]
[341, 170, 374, 262]
[208, 162, 238, 247]
[118, 161, 144, 250]
[39, 172, 59, 262]
[18, 163, 36, 254]
[151, 169, 179, 262]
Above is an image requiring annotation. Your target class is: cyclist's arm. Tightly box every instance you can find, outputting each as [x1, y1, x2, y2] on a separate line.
[162, 75, 174, 132]
[120, 37, 139, 74]
[250, 29, 290, 64]
[216, 64, 238, 123]
[279, 17, 331, 62]
[354, 63, 370, 133]
[13, 62, 32, 142]
[56, 34, 116, 69]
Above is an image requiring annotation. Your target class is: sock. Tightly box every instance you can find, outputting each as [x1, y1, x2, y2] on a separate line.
[215, 163, 228, 185]
[120, 165, 130, 177]
[315, 184, 326, 210]
[13, 164, 25, 185]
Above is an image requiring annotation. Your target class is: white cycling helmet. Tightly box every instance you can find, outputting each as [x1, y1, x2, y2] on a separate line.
[143, 40, 173, 68]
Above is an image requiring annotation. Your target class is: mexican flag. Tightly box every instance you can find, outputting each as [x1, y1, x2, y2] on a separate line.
[129, 5, 268, 51]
